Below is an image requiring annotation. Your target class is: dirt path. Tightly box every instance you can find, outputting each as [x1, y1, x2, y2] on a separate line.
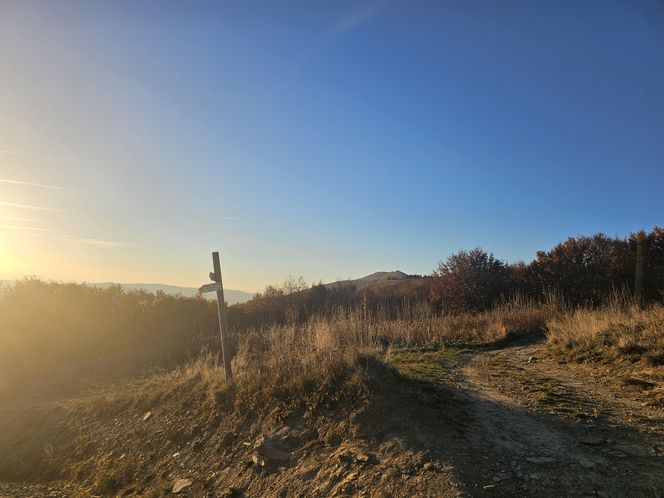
[445, 337, 664, 497]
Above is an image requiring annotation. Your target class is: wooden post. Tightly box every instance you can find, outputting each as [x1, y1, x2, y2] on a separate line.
[212, 251, 233, 379]
[635, 235, 646, 308]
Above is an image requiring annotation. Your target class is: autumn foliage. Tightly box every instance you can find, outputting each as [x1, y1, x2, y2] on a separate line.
[430, 227, 664, 312]
[429, 248, 507, 312]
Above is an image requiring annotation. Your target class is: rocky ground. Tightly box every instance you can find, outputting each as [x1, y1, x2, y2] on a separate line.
[1, 337, 663, 497]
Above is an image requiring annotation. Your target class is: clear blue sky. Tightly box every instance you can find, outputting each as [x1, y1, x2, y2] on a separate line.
[1, 1, 662, 291]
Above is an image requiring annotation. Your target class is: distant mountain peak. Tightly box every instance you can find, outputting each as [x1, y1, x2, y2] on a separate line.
[362, 270, 409, 280]
[324, 270, 413, 290]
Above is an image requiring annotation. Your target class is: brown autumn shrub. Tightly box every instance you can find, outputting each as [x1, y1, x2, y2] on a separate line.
[430, 248, 508, 312]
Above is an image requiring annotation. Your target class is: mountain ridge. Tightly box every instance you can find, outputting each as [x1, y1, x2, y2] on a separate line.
[0, 279, 254, 305]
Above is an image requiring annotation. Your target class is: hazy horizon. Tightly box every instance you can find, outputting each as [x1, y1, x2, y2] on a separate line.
[0, 270, 413, 294]
[1, 1, 662, 291]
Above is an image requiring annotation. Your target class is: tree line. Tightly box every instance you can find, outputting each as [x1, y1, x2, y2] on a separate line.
[431, 227, 664, 312]
[230, 227, 664, 326]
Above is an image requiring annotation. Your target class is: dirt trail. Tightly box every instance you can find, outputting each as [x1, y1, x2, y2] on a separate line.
[447, 337, 664, 497]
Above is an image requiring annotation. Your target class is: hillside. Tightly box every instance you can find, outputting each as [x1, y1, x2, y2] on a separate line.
[1, 333, 662, 497]
[325, 270, 415, 290]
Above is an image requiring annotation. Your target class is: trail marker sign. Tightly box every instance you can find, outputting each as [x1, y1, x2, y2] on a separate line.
[198, 282, 222, 293]
[201, 251, 232, 379]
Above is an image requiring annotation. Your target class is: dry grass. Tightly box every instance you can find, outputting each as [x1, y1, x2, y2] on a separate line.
[63, 318, 373, 427]
[99, 298, 551, 420]
[284, 297, 557, 347]
[78, 298, 557, 419]
[546, 304, 664, 368]
[0, 322, 371, 488]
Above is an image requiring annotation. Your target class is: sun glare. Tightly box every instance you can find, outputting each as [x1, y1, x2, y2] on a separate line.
[0, 232, 16, 276]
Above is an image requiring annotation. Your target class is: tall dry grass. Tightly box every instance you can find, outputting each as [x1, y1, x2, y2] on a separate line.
[205, 297, 558, 414]
[547, 304, 664, 367]
[244, 294, 559, 348]
[229, 320, 369, 419]
[64, 318, 373, 432]
[83, 297, 558, 424]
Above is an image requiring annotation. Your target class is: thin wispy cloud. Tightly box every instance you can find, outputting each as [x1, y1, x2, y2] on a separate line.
[0, 224, 54, 232]
[335, 0, 393, 34]
[0, 201, 65, 212]
[221, 216, 244, 222]
[298, 0, 394, 69]
[78, 238, 135, 248]
[0, 178, 79, 192]
[0, 213, 43, 223]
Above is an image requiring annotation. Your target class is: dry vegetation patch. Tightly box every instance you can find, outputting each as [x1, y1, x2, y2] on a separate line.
[0, 320, 375, 495]
[546, 304, 664, 406]
[284, 298, 556, 348]
[547, 305, 664, 367]
[0, 316, 475, 497]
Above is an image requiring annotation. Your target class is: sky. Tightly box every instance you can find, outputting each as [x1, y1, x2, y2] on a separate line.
[0, 1, 663, 292]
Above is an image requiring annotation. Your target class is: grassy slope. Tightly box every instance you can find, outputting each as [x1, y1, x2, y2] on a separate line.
[0, 350, 469, 497]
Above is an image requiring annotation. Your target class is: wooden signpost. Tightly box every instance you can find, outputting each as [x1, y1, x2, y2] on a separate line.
[635, 234, 646, 308]
[199, 251, 232, 379]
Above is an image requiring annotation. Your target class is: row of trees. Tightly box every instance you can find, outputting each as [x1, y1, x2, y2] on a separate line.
[430, 227, 664, 312]
[232, 227, 664, 324]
